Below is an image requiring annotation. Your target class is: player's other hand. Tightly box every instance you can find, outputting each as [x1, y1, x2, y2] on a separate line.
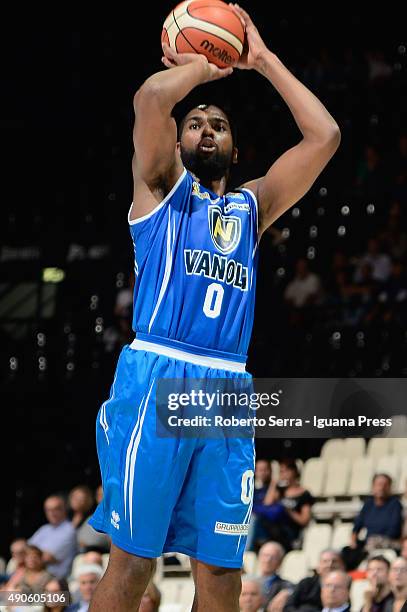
[161, 43, 233, 82]
[229, 3, 269, 70]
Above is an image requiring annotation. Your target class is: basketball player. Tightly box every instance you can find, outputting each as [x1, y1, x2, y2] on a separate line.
[89, 5, 340, 611]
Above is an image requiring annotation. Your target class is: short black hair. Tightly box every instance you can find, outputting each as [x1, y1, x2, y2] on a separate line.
[368, 554, 390, 569]
[176, 102, 238, 146]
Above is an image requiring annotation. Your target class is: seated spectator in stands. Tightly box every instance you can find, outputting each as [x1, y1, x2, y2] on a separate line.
[379, 216, 407, 262]
[284, 259, 323, 309]
[340, 262, 380, 326]
[76, 488, 110, 554]
[257, 542, 294, 610]
[361, 555, 393, 612]
[240, 576, 265, 612]
[263, 460, 314, 551]
[354, 238, 392, 284]
[28, 494, 77, 579]
[320, 570, 351, 612]
[387, 557, 407, 612]
[369, 261, 407, 326]
[139, 581, 162, 612]
[1, 545, 53, 595]
[43, 577, 71, 611]
[343, 474, 402, 570]
[2, 538, 27, 585]
[246, 460, 286, 552]
[68, 486, 95, 529]
[353, 145, 386, 202]
[281, 549, 345, 612]
[82, 551, 103, 567]
[66, 563, 103, 611]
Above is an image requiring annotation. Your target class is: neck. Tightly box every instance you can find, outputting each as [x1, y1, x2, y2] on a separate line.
[193, 173, 228, 196]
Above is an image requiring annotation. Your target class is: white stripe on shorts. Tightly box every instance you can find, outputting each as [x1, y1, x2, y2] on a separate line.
[129, 338, 246, 373]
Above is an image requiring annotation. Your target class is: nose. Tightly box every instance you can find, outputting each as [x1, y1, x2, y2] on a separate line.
[202, 121, 215, 137]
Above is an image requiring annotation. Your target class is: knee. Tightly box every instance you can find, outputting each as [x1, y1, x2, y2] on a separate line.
[201, 563, 242, 594]
[107, 549, 156, 586]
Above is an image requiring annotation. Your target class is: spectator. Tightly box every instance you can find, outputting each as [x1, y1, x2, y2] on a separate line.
[371, 261, 407, 325]
[81, 552, 103, 567]
[240, 576, 265, 612]
[66, 564, 103, 611]
[353, 145, 386, 202]
[264, 460, 314, 551]
[246, 460, 286, 552]
[68, 486, 95, 529]
[3, 539, 27, 584]
[343, 474, 402, 570]
[284, 259, 323, 309]
[379, 217, 407, 262]
[282, 549, 345, 612]
[361, 555, 393, 612]
[257, 542, 293, 610]
[387, 557, 407, 612]
[340, 262, 379, 326]
[43, 577, 71, 611]
[320, 570, 351, 612]
[139, 581, 162, 612]
[1, 545, 53, 595]
[28, 495, 77, 579]
[354, 239, 392, 284]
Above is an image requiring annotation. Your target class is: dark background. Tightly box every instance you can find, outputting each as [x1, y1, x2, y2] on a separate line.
[1, 4, 406, 559]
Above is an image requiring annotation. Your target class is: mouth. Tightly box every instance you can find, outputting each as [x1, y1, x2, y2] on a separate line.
[198, 139, 217, 153]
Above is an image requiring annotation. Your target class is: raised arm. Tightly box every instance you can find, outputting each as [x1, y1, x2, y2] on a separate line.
[131, 49, 233, 220]
[232, 4, 341, 238]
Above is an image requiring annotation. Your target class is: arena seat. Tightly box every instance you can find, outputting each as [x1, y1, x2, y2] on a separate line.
[70, 553, 85, 578]
[383, 416, 407, 439]
[375, 454, 400, 482]
[366, 438, 391, 458]
[368, 548, 397, 563]
[320, 438, 345, 460]
[390, 437, 407, 456]
[323, 458, 351, 497]
[331, 522, 354, 550]
[279, 550, 309, 582]
[348, 456, 375, 496]
[243, 551, 258, 575]
[301, 458, 326, 497]
[302, 523, 332, 569]
[397, 456, 407, 494]
[350, 579, 369, 612]
[158, 578, 195, 611]
[343, 437, 366, 458]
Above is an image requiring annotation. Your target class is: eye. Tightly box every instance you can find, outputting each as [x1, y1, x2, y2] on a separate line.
[215, 124, 226, 132]
[190, 123, 200, 130]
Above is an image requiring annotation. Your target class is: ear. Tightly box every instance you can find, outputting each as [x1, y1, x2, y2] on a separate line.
[176, 142, 181, 153]
[232, 146, 238, 165]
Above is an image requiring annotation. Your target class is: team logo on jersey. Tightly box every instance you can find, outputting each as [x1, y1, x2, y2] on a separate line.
[192, 181, 212, 201]
[209, 205, 241, 255]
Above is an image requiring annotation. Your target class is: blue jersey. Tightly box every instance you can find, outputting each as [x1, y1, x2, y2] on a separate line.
[128, 168, 259, 363]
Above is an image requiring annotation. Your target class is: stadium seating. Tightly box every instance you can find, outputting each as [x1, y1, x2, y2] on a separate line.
[279, 550, 310, 582]
[331, 521, 354, 550]
[348, 456, 375, 497]
[301, 458, 326, 497]
[158, 578, 195, 611]
[350, 579, 369, 612]
[323, 458, 351, 497]
[302, 523, 332, 569]
[343, 438, 366, 458]
[366, 438, 391, 458]
[320, 438, 345, 460]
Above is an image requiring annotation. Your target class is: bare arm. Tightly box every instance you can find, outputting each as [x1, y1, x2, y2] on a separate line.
[285, 504, 312, 527]
[131, 49, 233, 220]
[232, 5, 341, 237]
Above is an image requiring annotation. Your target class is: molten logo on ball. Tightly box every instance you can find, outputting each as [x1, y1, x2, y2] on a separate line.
[200, 40, 234, 65]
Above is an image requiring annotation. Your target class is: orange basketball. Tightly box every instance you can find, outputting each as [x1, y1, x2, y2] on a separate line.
[162, 0, 245, 69]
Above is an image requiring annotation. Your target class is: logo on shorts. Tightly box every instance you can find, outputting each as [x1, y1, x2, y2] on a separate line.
[209, 205, 241, 254]
[111, 510, 120, 530]
[214, 521, 249, 536]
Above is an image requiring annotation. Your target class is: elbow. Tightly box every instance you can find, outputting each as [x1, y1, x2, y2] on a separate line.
[324, 123, 341, 150]
[134, 80, 164, 109]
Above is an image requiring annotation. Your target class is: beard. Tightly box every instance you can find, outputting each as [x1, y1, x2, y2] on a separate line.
[180, 145, 233, 184]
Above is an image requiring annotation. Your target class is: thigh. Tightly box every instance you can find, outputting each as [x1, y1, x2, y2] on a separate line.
[166, 436, 255, 568]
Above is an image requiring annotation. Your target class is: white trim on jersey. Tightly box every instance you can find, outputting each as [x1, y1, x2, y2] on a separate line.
[129, 338, 246, 373]
[240, 187, 259, 249]
[128, 168, 187, 225]
[148, 206, 175, 332]
[123, 394, 145, 521]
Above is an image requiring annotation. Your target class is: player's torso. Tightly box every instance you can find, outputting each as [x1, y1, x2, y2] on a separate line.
[129, 170, 259, 360]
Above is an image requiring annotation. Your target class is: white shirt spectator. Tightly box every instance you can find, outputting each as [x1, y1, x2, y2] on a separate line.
[356, 253, 392, 283]
[284, 273, 321, 307]
[28, 520, 77, 578]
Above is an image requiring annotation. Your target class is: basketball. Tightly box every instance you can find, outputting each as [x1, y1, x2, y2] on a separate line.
[162, 0, 245, 69]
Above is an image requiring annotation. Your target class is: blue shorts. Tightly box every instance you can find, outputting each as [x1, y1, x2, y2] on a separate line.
[89, 340, 255, 568]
